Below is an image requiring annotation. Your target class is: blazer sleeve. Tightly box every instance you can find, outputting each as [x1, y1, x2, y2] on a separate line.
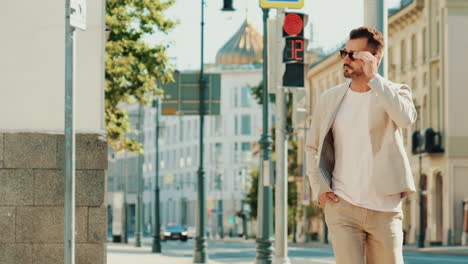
[305, 98, 327, 204]
[368, 74, 417, 128]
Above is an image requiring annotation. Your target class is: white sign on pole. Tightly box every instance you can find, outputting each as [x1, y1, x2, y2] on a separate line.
[262, 160, 271, 186]
[112, 192, 124, 236]
[267, 12, 285, 94]
[71, 0, 87, 30]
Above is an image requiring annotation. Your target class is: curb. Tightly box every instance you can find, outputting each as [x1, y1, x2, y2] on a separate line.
[403, 247, 468, 256]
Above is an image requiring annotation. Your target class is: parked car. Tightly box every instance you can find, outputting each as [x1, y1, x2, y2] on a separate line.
[161, 224, 188, 241]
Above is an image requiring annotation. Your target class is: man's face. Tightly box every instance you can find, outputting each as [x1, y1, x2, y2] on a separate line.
[341, 38, 377, 79]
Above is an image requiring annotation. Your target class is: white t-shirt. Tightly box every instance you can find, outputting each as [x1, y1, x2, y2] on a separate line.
[331, 87, 402, 212]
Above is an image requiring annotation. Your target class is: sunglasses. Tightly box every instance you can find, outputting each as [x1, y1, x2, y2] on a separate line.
[339, 49, 355, 61]
[340, 49, 377, 61]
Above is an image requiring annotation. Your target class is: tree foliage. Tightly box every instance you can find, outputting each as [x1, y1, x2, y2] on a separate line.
[105, 0, 177, 153]
[246, 166, 259, 220]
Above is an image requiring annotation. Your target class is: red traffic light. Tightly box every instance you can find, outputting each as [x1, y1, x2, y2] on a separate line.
[283, 13, 304, 37]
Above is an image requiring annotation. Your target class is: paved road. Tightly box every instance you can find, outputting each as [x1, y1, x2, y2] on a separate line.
[107, 239, 468, 264]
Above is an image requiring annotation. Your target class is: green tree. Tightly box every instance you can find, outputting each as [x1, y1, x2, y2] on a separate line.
[105, 0, 177, 153]
[246, 165, 259, 219]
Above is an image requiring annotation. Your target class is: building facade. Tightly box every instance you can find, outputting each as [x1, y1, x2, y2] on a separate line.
[1, 1, 108, 263]
[107, 19, 271, 238]
[297, 0, 468, 246]
[157, 66, 268, 236]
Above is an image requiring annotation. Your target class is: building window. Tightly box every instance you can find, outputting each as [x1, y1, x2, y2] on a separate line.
[241, 115, 251, 135]
[400, 39, 406, 72]
[241, 142, 251, 162]
[234, 142, 239, 163]
[234, 116, 238, 135]
[423, 72, 428, 88]
[388, 47, 393, 64]
[241, 142, 251, 151]
[214, 143, 222, 162]
[214, 116, 222, 136]
[186, 121, 191, 140]
[422, 27, 427, 61]
[234, 87, 239, 107]
[241, 86, 251, 107]
[423, 95, 428, 129]
[436, 21, 440, 54]
[411, 34, 417, 66]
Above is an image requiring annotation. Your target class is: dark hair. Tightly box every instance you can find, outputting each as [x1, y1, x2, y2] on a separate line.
[349, 27, 384, 55]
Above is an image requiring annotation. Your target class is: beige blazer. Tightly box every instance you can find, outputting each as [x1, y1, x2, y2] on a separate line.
[305, 74, 417, 203]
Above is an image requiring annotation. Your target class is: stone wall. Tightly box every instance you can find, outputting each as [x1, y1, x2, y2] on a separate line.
[0, 133, 108, 264]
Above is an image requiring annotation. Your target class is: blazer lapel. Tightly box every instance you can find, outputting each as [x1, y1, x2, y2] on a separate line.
[321, 80, 351, 139]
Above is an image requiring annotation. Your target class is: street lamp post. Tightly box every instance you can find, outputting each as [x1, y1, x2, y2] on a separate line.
[301, 133, 308, 243]
[418, 147, 425, 248]
[152, 99, 162, 253]
[135, 105, 144, 247]
[416, 105, 426, 248]
[255, 8, 274, 264]
[217, 172, 224, 239]
[123, 151, 129, 243]
[193, 0, 207, 262]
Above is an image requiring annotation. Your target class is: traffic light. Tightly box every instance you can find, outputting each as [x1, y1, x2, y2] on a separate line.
[412, 131, 424, 154]
[283, 12, 305, 38]
[221, 0, 235, 11]
[424, 128, 444, 153]
[282, 12, 308, 87]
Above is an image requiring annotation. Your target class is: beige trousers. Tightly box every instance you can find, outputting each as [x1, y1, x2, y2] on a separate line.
[324, 198, 404, 264]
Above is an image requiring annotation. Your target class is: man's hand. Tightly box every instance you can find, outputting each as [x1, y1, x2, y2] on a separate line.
[353, 51, 378, 82]
[318, 192, 339, 210]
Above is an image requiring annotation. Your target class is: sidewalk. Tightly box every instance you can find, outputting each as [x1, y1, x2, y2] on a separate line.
[295, 240, 468, 256]
[210, 237, 468, 255]
[403, 245, 468, 256]
[107, 243, 194, 264]
[107, 239, 252, 264]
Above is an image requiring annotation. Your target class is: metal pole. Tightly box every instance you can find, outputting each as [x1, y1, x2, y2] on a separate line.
[418, 152, 425, 248]
[194, 0, 207, 262]
[363, 0, 387, 77]
[217, 198, 224, 239]
[217, 172, 224, 239]
[64, 0, 76, 263]
[152, 99, 162, 253]
[274, 61, 290, 264]
[376, 0, 387, 77]
[273, 9, 290, 263]
[302, 130, 308, 243]
[135, 105, 144, 247]
[123, 151, 128, 243]
[414, 105, 425, 248]
[255, 8, 274, 264]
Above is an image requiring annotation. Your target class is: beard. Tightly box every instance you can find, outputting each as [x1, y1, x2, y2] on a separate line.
[343, 65, 363, 79]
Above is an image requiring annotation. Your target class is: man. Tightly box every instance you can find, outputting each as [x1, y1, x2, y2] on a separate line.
[305, 27, 417, 264]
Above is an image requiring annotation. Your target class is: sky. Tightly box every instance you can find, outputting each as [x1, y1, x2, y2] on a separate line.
[146, 0, 402, 70]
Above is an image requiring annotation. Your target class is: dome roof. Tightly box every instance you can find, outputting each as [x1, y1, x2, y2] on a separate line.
[216, 19, 263, 65]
